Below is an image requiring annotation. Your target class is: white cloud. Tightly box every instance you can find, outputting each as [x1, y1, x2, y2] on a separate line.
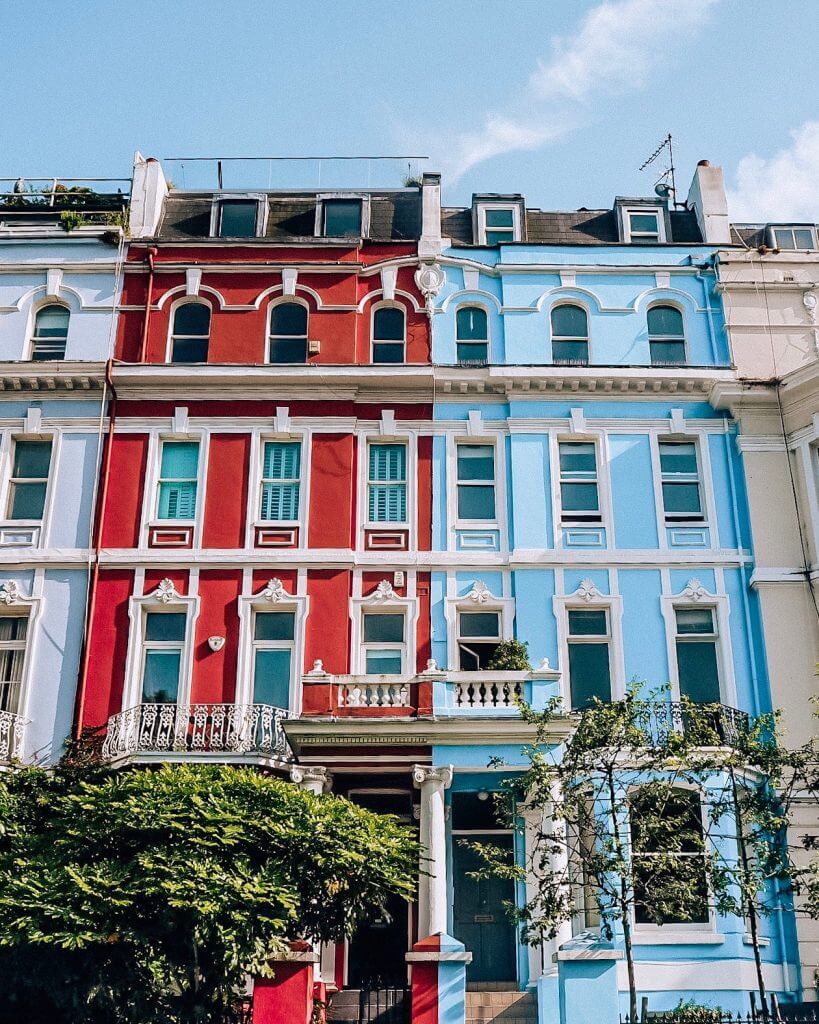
[435, 0, 716, 182]
[727, 122, 819, 222]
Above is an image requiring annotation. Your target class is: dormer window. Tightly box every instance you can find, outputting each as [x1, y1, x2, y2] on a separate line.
[477, 205, 519, 245]
[623, 207, 665, 243]
[321, 198, 363, 238]
[217, 199, 259, 238]
[770, 225, 817, 251]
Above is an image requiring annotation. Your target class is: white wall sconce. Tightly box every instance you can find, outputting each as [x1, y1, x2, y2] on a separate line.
[207, 636, 225, 652]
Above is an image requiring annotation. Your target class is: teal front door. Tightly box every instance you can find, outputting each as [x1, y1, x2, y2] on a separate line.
[452, 834, 517, 982]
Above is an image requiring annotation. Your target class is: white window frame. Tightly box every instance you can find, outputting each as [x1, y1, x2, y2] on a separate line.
[314, 193, 370, 239]
[476, 202, 521, 246]
[622, 206, 666, 243]
[370, 301, 407, 365]
[122, 577, 200, 712]
[550, 302, 591, 366]
[553, 579, 625, 707]
[555, 437, 603, 526]
[0, 575, 42, 732]
[245, 427, 311, 547]
[0, 427, 60, 549]
[647, 303, 688, 367]
[165, 297, 212, 363]
[28, 300, 70, 361]
[236, 577, 309, 714]
[454, 439, 498, 527]
[656, 436, 707, 525]
[209, 194, 265, 238]
[660, 578, 737, 708]
[358, 431, 417, 547]
[141, 429, 209, 548]
[267, 296, 310, 365]
[454, 304, 490, 366]
[443, 578, 515, 673]
[628, 781, 716, 935]
[350, 577, 418, 677]
[770, 225, 817, 251]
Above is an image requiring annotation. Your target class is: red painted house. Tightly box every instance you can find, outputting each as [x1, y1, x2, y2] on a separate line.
[76, 156, 444, 994]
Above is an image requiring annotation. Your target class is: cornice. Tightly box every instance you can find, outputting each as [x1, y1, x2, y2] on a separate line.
[0, 361, 106, 393]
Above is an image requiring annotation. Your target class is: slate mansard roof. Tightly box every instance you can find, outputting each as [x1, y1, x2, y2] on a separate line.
[156, 190, 422, 242]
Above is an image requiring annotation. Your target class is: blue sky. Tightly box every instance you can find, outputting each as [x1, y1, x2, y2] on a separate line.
[1, 0, 817, 218]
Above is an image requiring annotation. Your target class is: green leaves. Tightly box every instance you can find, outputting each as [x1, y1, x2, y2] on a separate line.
[0, 763, 418, 1023]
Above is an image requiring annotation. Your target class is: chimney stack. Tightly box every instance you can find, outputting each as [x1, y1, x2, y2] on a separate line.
[130, 152, 168, 238]
[419, 172, 443, 258]
[686, 160, 731, 244]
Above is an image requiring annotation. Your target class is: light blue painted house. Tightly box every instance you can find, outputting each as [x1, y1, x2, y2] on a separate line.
[413, 162, 802, 1020]
[0, 180, 126, 764]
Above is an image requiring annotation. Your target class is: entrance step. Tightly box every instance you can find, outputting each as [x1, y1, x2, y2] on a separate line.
[327, 990, 359, 1022]
[466, 990, 537, 1024]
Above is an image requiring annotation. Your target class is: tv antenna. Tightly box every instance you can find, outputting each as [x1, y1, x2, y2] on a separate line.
[639, 133, 678, 206]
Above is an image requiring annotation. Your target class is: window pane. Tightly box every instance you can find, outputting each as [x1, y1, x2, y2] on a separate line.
[13, 441, 52, 479]
[34, 305, 70, 337]
[366, 649, 402, 674]
[160, 441, 199, 479]
[485, 208, 514, 227]
[677, 641, 721, 703]
[171, 338, 209, 363]
[457, 445, 494, 481]
[363, 613, 404, 643]
[559, 442, 596, 474]
[486, 230, 514, 246]
[253, 649, 291, 707]
[369, 483, 406, 522]
[269, 338, 307, 363]
[773, 228, 795, 250]
[568, 642, 611, 708]
[650, 340, 686, 366]
[158, 482, 197, 520]
[370, 444, 406, 481]
[456, 307, 488, 341]
[142, 650, 180, 703]
[459, 612, 500, 638]
[659, 443, 697, 475]
[9, 482, 47, 520]
[270, 303, 307, 337]
[254, 611, 295, 641]
[373, 307, 404, 341]
[630, 212, 659, 234]
[323, 199, 362, 237]
[794, 228, 814, 249]
[173, 303, 210, 336]
[458, 484, 495, 520]
[662, 482, 701, 515]
[560, 482, 599, 512]
[648, 305, 683, 337]
[675, 608, 714, 635]
[145, 612, 186, 642]
[0, 617, 27, 643]
[551, 305, 588, 338]
[263, 442, 300, 480]
[456, 342, 488, 365]
[373, 342, 404, 364]
[568, 610, 607, 636]
[219, 201, 257, 237]
[552, 340, 589, 365]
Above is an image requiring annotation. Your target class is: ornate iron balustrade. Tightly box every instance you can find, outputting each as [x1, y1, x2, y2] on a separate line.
[102, 703, 291, 761]
[628, 701, 751, 747]
[0, 710, 25, 763]
[337, 676, 411, 709]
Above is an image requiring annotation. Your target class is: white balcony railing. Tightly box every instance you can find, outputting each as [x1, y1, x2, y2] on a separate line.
[102, 703, 291, 761]
[453, 674, 524, 709]
[0, 710, 25, 762]
[336, 675, 412, 709]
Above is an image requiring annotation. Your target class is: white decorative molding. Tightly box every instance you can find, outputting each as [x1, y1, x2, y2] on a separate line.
[380, 409, 396, 436]
[466, 409, 483, 437]
[462, 268, 480, 292]
[466, 580, 493, 604]
[569, 408, 586, 435]
[655, 271, 671, 289]
[559, 271, 576, 288]
[45, 268, 63, 299]
[172, 406, 189, 434]
[366, 579, 398, 602]
[152, 578, 180, 604]
[307, 659, 326, 675]
[0, 580, 20, 605]
[185, 268, 202, 297]
[681, 578, 710, 601]
[380, 266, 398, 302]
[24, 407, 42, 435]
[290, 764, 331, 793]
[274, 406, 290, 434]
[412, 764, 454, 788]
[803, 289, 817, 323]
[669, 407, 686, 434]
[414, 263, 445, 313]
[207, 635, 225, 652]
[260, 578, 290, 602]
[282, 268, 298, 297]
[575, 578, 603, 602]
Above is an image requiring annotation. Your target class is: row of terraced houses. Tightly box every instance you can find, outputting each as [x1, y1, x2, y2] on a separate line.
[0, 154, 817, 1024]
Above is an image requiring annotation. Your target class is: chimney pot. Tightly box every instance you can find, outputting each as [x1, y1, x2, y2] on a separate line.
[697, 159, 710, 167]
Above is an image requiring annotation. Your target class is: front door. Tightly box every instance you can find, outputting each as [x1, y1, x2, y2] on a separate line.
[347, 893, 409, 987]
[453, 834, 517, 982]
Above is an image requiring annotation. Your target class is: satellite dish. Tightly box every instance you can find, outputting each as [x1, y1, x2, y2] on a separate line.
[655, 182, 673, 199]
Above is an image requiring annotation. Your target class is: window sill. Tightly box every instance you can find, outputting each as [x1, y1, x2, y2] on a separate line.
[743, 934, 770, 947]
[633, 931, 724, 945]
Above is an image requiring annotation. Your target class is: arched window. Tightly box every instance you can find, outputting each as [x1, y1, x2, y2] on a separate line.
[269, 303, 308, 364]
[630, 786, 708, 926]
[31, 304, 69, 360]
[372, 306, 405, 364]
[648, 305, 685, 366]
[551, 304, 589, 365]
[170, 302, 210, 363]
[455, 306, 488, 366]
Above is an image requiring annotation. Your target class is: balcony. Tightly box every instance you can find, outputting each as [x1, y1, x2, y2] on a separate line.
[433, 663, 562, 716]
[0, 710, 25, 763]
[630, 700, 751, 747]
[102, 703, 291, 764]
[301, 664, 422, 717]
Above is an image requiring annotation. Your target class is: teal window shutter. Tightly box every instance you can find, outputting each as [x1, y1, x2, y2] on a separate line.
[157, 441, 199, 521]
[260, 441, 301, 521]
[368, 444, 406, 523]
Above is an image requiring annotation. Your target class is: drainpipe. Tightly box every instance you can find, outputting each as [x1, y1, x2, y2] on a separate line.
[693, 254, 719, 363]
[72, 358, 118, 739]
[138, 247, 158, 363]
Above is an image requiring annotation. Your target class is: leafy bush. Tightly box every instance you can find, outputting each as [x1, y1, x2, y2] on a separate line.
[486, 638, 531, 671]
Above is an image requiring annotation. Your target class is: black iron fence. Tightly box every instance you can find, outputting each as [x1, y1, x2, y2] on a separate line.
[621, 1005, 818, 1024]
[630, 701, 751, 747]
[357, 982, 411, 1024]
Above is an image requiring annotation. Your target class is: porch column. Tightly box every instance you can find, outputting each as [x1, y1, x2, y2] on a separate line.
[290, 764, 332, 796]
[413, 764, 453, 939]
[546, 780, 573, 956]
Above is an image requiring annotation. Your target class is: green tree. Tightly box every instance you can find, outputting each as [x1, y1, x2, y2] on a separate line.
[0, 762, 418, 1024]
